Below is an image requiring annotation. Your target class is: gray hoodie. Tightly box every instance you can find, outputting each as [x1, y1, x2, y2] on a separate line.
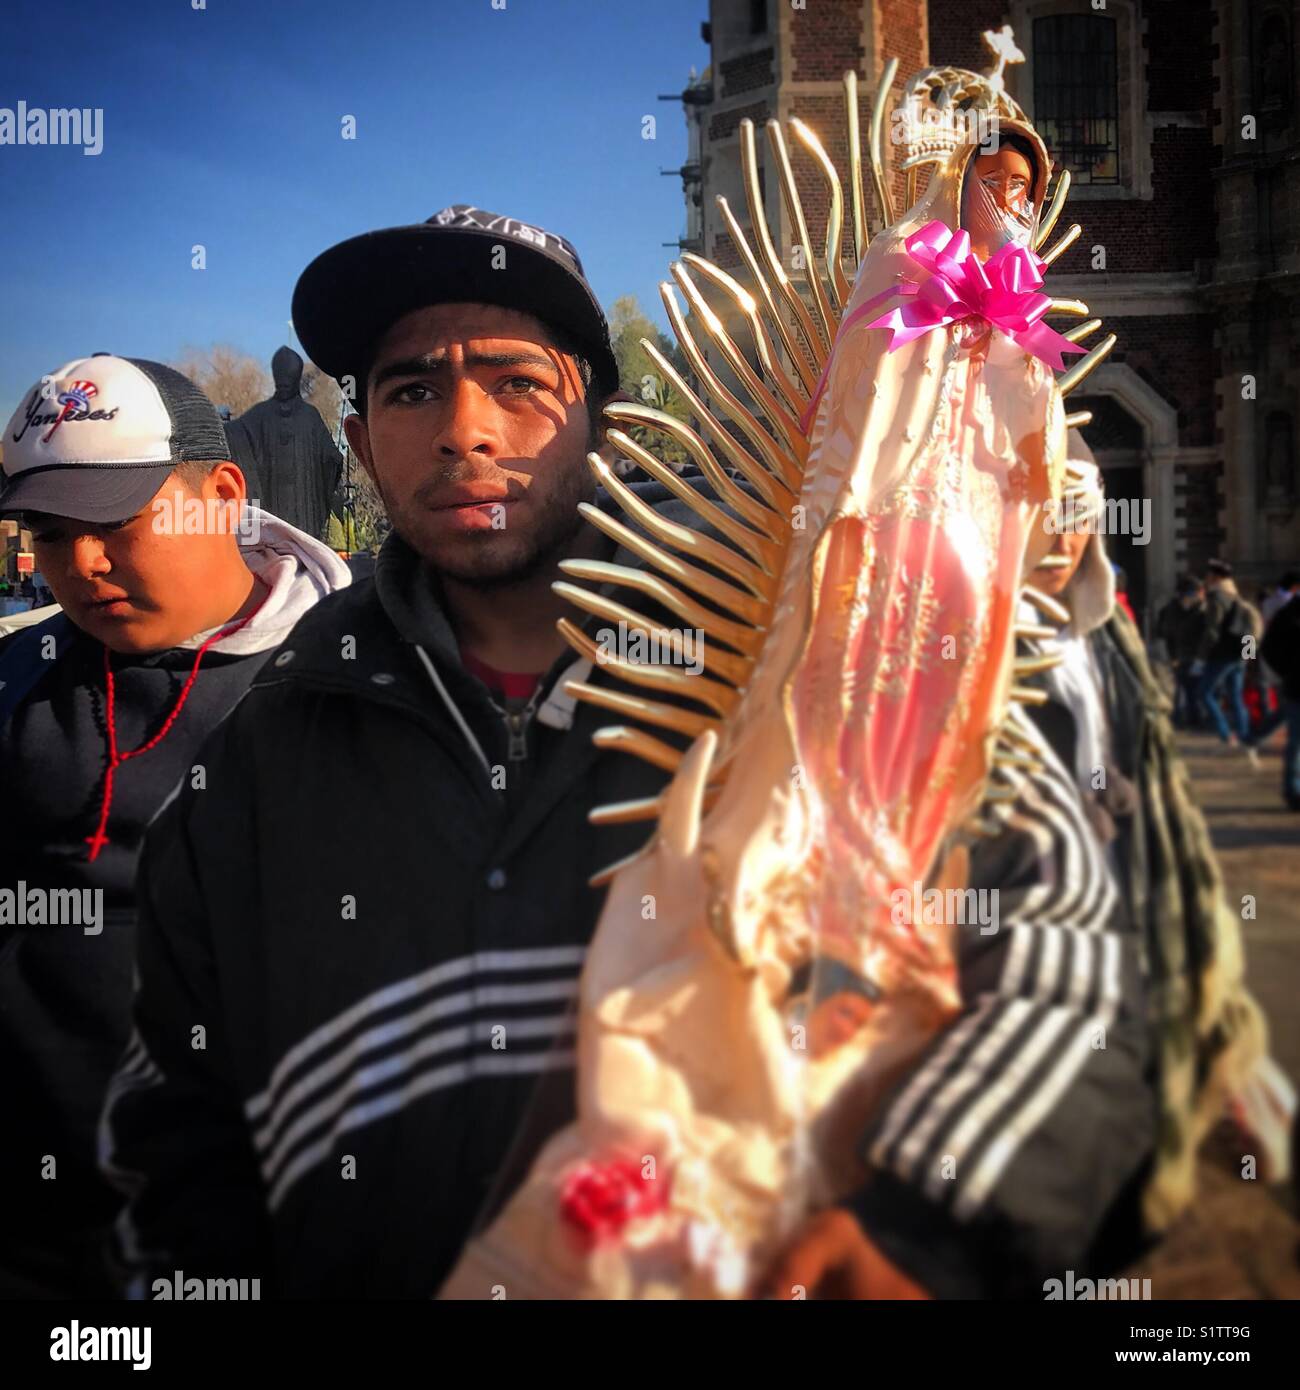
[178, 505, 352, 654]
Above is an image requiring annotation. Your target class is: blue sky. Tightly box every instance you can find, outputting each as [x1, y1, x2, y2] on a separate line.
[0, 0, 709, 419]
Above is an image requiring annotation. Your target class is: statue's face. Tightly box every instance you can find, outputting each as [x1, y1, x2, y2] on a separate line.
[272, 348, 304, 397]
[962, 144, 1035, 259]
[345, 302, 601, 584]
[971, 146, 1033, 215]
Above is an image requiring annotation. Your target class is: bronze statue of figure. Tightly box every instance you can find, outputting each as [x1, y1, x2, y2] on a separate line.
[230, 346, 343, 540]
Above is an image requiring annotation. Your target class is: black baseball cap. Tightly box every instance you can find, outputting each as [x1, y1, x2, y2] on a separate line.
[291, 205, 620, 404]
[1, 355, 231, 523]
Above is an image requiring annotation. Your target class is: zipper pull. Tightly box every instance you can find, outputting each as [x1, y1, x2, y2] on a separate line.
[504, 709, 529, 762]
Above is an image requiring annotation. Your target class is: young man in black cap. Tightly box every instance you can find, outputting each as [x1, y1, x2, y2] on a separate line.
[104, 208, 1157, 1303]
[100, 208, 676, 1297]
[0, 354, 351, 1296]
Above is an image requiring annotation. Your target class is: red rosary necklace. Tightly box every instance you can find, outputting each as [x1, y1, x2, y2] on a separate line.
[85, 592, 267, 862]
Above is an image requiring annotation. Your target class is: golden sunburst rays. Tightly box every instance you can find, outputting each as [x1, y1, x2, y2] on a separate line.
[964, 714, 1046, 836]
[1063, 319, 1102, 344]
[739, 118, 828, 382]
[557, 558, 763, 657]
[558, 70, 882, 861]
[1013, 650, 1065, 679]
[632, 339, 795, 506]
[964, 626, 1063, 837]
[584, 454, 775, 600]
[598, 431, 784, 576]
[1057, 335, 1118, 396]
[993, 744, 1044, 773]
[1032, 176, 1116, 401]
[714, 195, 820, 398]
[1020, 584, 1072, 626]
[1033, 168, 1072, 251]
[1039, 223, 1081, 266]
[788, 117, 851, 313]
[588, 784, 726, 831]
[674, 256, 805, 419]
[843, 70, 868, 262]
[555, 618, 740, 717]
[985, 563, 1070, 805]
[869, 57, 901, 232]
[603, 399, 786, 534]
[1014, 617, 1059, 641]
[554, 584, 753, 690]
[667, 262, 806, 464]
[563, 681, 719, 742]
[658, 275, 804, 493]
[574, 503, 769, 626]
[766, 120, 837, 355]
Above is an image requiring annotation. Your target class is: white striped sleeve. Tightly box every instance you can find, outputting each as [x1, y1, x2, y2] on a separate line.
[861, 713, 1154, 1273]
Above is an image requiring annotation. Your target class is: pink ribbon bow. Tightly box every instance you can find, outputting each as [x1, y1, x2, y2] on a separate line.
[865, 220, 1085, 371]
[798, 221, 1083, 434]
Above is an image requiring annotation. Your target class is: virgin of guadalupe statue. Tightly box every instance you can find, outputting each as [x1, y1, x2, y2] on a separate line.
[439, 29, 1136, 1300]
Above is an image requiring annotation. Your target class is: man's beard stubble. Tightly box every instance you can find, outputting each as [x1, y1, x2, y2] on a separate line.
[382, 450, 596, 593]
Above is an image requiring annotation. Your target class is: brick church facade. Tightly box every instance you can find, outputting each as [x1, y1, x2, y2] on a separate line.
[672, 0, 1300, 623]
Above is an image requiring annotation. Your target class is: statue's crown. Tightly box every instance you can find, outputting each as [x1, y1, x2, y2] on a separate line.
[898, 26, 1029, 172]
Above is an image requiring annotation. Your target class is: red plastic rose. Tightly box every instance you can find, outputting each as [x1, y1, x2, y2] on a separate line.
[559, 1155, 667, 1246]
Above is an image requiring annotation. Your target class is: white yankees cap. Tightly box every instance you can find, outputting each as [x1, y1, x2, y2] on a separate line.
[1, 354, 231, 523]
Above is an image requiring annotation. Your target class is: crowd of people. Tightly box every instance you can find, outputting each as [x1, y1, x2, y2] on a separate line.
[0, 575, 54, 611]
[1155, 564, 1300, 810]
[0, 204, 1293, 1302]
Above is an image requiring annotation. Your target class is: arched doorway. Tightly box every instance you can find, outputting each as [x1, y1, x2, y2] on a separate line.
[1065, 362, 1182, 629]
[1070, 392, 1148, 621]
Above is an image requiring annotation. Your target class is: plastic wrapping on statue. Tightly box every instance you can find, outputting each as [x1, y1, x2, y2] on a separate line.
[438, 63, 1071, 1302]
[788, 219, 1068, 1196]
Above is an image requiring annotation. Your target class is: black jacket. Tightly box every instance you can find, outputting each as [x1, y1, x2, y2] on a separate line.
[1261, 594, 1300, 700]
[1153, 597, 1205, 665]
[102, 484, 1152, 1299]
[0, 619, 276, 1296]
[1198, 586, 1259, 665]
[0, 515, 350, 1298]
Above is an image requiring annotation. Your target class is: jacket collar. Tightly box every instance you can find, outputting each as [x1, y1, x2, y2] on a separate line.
[373, 528, 461, 664]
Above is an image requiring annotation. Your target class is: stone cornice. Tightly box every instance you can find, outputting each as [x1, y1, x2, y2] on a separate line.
[1200, 268, 1300, 299]
[1046, 273, 1203, 316]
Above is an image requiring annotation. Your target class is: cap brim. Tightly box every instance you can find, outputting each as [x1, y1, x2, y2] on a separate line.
[0, 462, 175, 524]
[292, 223, 620, 399]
